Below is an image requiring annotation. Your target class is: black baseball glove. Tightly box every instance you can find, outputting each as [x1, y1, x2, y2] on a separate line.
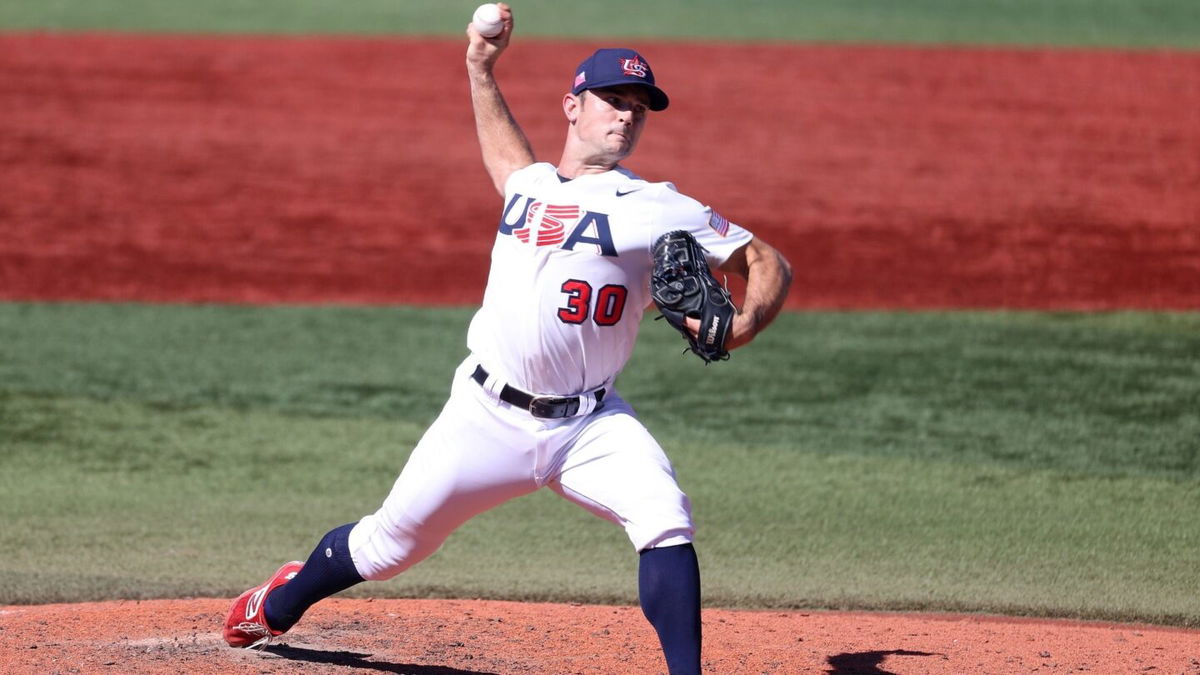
[650, 230, 736, 363]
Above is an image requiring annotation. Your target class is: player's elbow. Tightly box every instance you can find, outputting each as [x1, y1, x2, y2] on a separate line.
[776, 249, 793, 289]
[749, 239, 792, 286]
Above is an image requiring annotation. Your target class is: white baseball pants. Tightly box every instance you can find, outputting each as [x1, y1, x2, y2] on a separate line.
[347, 358, 695, 581]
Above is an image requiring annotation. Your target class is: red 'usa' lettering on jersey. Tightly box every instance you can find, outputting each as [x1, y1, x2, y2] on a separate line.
[513, 202, 581, 247]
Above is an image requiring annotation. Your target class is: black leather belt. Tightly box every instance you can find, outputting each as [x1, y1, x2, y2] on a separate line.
[471, 364, 605, 419]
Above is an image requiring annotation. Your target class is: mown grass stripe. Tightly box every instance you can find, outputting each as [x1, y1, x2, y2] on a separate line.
[2, 0, 1198, 49]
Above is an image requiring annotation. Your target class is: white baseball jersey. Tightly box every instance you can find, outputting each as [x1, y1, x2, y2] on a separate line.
[349, 163, 752, 576]
[466, 163, 753, 396]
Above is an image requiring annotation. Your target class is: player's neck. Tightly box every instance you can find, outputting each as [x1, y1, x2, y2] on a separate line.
[556, 155, 621, 179]
[556, 139, 627, 179]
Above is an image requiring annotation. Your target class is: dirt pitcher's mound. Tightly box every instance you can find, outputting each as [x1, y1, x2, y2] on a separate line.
[2, 598, 1197, 674]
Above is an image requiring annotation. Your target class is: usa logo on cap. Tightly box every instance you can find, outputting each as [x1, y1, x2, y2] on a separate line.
[570, 48, 670, 111]
[620, 56, 649, 79]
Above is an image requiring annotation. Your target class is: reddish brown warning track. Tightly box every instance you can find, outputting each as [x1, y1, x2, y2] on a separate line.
[1, 34, 1197, 308]
[3, 598, 1199, 674]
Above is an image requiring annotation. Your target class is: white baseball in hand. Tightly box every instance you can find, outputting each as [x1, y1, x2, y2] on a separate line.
[472, 3, 503, 38]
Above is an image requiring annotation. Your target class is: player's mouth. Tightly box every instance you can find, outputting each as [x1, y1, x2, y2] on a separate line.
[608, 129, 633, 144]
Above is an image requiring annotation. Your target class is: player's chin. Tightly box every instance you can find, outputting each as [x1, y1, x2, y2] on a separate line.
[605, 135, 637, 157]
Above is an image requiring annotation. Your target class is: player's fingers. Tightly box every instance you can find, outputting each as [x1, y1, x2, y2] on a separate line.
[493, 4, 514, 42]
[466, 4, 513, 42]
[489, 4, 514, 43]
[465, 9, 513, 62]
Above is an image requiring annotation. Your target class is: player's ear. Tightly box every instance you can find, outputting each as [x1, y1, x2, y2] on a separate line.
[563, 92, 581, 124]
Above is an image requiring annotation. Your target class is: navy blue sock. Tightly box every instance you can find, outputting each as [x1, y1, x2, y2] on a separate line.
[638, 543, 702, 675]
[264, 522, 365, 632]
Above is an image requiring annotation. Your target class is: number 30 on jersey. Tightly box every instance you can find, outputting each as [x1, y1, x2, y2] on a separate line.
[558, 280, 628, 326]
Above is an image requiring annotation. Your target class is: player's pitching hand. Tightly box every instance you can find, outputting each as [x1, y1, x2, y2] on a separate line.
[466, 3, 513, 59]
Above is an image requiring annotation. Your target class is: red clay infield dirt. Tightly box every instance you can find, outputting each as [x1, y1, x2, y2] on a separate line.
[1, 34, 1197, 308]
[2, 34, 1200, 673]
[3, 598, 1199, 674]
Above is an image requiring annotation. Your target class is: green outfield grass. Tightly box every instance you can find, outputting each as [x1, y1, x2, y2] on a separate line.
[3, 304, 1198, 625]
[2, 0, 1198, 48]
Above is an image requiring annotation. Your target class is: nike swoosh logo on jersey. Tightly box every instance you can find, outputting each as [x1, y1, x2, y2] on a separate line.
[615, 187, 641, 197]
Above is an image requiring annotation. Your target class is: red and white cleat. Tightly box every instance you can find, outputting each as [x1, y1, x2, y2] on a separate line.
[222, 561, 304, 649]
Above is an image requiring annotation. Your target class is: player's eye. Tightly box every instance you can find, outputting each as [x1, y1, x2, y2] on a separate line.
[605, 96, 648, 115]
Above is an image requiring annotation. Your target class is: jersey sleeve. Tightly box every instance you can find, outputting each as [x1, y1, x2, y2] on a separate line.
[654, 184, 753, 267]
[503, 162, 557, 197]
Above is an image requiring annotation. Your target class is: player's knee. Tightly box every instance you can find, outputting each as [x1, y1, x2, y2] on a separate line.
[626, 492, 695, 552]
[348, 513, 444, 581]
[634, 525, 695, 553]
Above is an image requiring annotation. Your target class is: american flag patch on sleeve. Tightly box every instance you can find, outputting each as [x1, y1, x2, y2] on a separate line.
[707, 210, 730, 237]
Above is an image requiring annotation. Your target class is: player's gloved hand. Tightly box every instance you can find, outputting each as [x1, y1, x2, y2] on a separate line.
[650, 230, 737, 363]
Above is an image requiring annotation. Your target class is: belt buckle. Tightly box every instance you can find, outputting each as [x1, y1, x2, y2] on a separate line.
[529, 395, 579, 419]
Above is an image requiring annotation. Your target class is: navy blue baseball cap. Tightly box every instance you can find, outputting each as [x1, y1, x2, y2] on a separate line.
[571, 48, 669, 111]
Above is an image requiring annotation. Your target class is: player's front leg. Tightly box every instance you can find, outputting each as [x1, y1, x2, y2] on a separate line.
[347, 366, 543, 581]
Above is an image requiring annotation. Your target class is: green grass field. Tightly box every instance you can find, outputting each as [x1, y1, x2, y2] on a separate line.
[3, 304, 1198, 625]
[2, 0, 1199, 48]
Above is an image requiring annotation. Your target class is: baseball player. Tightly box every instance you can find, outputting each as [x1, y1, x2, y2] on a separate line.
[223, 5, 792, 673]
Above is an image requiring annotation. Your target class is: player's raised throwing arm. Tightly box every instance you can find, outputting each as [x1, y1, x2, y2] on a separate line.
[465, 3, 535, 196]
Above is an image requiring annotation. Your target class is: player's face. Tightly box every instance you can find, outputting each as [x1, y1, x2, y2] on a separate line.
[570, 85, 651, 162]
